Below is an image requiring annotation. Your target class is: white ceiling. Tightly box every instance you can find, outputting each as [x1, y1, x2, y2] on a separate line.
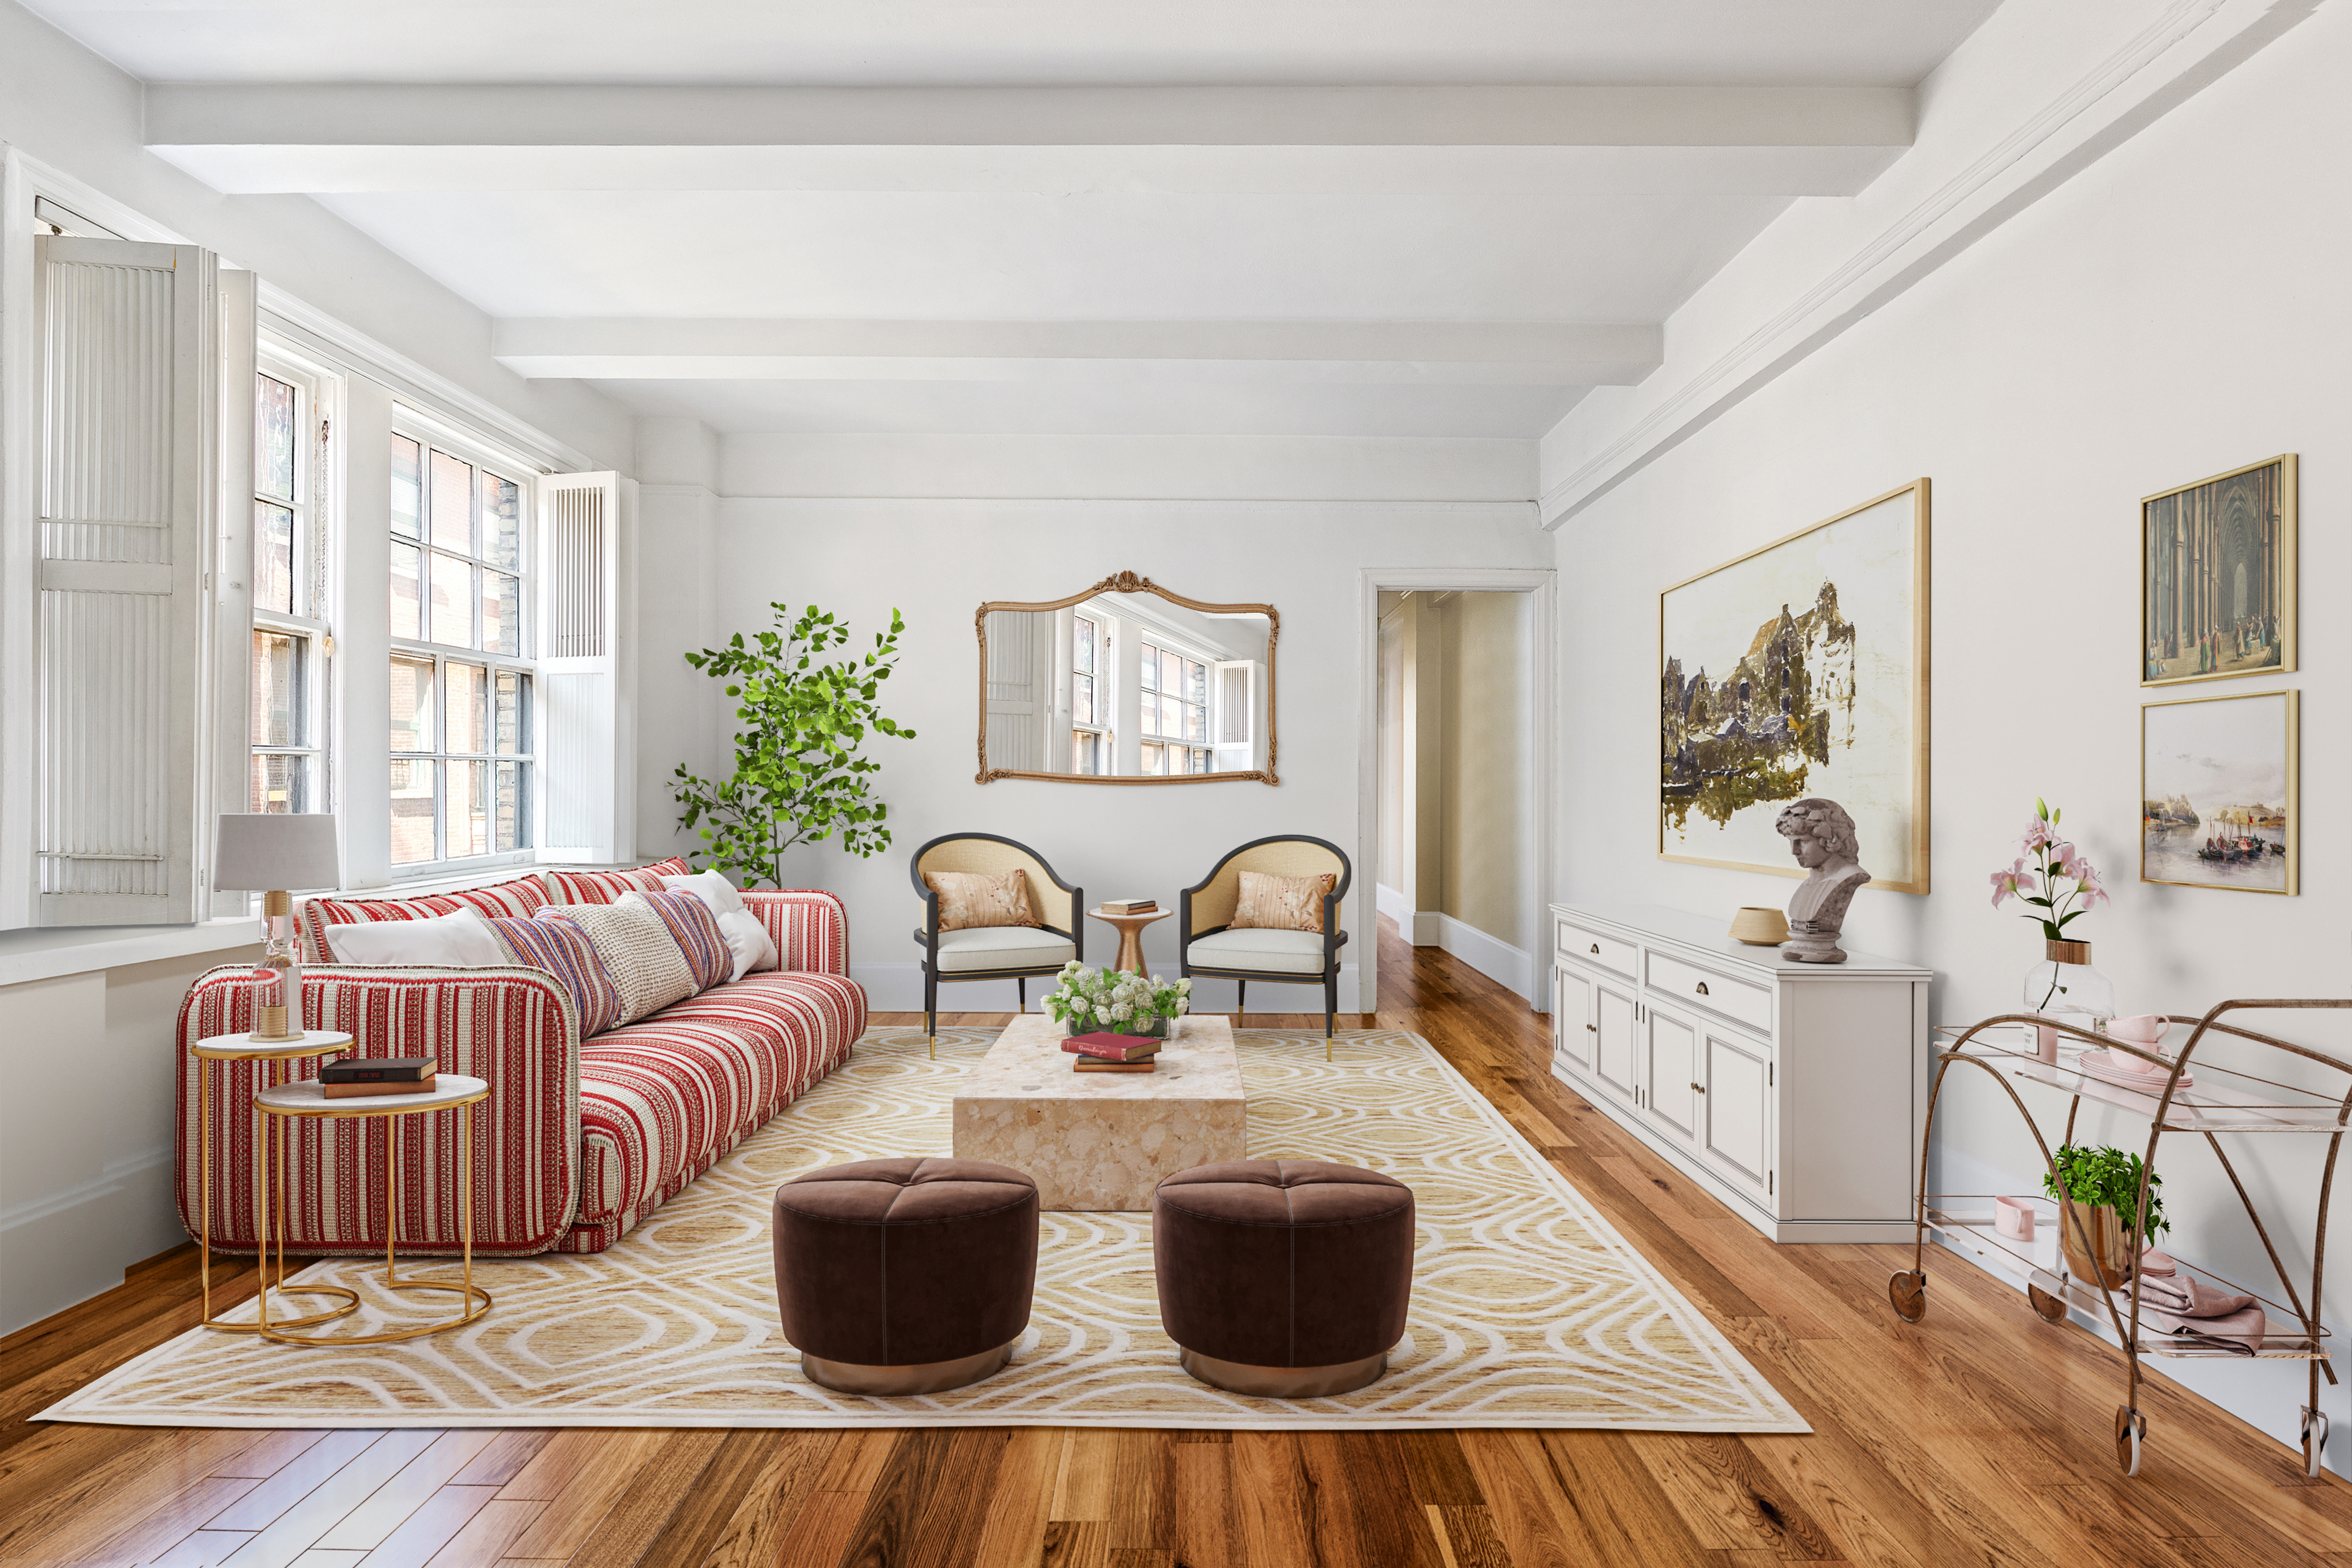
[32, 1, 2005, 443]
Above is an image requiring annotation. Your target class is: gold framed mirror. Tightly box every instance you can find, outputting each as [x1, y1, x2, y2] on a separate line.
[977, 571, 1278, 785]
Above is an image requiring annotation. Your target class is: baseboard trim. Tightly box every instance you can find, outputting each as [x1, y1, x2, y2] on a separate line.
[1427, 913, 1532, 1000]
[1376, 882, 1413, 928]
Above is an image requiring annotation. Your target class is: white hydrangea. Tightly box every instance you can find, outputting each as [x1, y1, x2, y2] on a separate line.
[1109, 1001, 1132, 1021]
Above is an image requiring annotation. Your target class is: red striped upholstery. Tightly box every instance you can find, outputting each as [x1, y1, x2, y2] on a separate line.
[175, 884, 860, 1257]
[545, 858, 692, 906]
[299, 876, 551, 963]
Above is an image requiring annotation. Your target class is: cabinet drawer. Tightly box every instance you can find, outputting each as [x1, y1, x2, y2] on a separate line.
[1647, 951, 1772, 1034]
[1557, 919, 1636, 978]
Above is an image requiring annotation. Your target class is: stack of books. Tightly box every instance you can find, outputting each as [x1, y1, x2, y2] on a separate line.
[1100, 897, 1158, 915]
[1063, 1032, 1162, 1073]
[319, 1057, 438, 1098]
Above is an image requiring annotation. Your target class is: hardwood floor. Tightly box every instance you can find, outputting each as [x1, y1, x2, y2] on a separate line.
[5, 920, 2347, 1566]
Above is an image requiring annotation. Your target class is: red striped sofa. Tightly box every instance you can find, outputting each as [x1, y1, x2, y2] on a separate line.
[174, 885, 864, 1257]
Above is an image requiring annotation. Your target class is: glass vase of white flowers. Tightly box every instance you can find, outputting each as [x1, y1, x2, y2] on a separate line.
[1045, 963, 1190, 1037]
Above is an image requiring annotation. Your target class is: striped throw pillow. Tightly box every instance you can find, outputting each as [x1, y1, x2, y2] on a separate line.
[544, 858, 692, 907]
[624, 890, 732, 992]
[484, 914, 624, 1039]
[539, 901, 696, 1025]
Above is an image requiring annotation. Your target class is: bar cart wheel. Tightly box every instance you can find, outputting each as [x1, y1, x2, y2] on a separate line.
[1888, 1270, 1926, 1323]
[2302, 1408, 2329, 1479]
[2115, 1406, 2147, 1476]
[2027, 1282, 2068, 1323]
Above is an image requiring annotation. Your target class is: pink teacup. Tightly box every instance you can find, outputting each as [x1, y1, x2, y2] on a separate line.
[1993, 1195, 2036, 1243]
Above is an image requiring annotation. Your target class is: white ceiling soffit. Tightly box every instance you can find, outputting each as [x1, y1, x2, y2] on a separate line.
[52, 2, 2002, 87]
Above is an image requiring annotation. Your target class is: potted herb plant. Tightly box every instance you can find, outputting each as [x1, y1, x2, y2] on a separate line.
[2044, 1143, 2168, 1289]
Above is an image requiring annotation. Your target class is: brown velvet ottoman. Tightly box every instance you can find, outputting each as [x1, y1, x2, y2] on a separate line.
[1152, 1159, 1415, 1397]
[773, 1157, 1038, 1395]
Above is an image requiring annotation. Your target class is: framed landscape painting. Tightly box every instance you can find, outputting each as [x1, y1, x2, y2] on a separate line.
[2141, 688, 2298, 895]
[2143, 455, 2296, 686]
[1658, 480, 1930, 893]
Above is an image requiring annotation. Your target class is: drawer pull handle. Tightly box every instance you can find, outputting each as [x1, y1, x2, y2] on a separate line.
[1695, 981, 1710, 996]
[1590, 943, 1600, 954]
[1691, 1082, 1707, 1094]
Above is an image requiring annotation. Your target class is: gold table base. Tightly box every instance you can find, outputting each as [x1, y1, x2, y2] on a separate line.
[195, 1041, 362, 1334]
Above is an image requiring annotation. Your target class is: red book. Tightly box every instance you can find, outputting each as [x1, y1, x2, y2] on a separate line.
[1074, 1058, 1156, 1073]
[1062, 1031, 1164, 1062]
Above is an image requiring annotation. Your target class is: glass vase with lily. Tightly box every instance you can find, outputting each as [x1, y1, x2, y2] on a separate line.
[1989, 798, 2115, 1063]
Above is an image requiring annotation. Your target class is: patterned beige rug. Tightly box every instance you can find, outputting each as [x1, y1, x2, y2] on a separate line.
[45, 1028, 1804, 1431]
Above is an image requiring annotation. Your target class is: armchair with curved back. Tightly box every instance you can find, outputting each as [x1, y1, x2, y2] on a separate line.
[911, 832, 1083, 1057]
[1178, 835, 1352, 1058]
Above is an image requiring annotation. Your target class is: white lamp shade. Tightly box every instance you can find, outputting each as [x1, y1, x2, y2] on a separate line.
[214, 814, 342, 892]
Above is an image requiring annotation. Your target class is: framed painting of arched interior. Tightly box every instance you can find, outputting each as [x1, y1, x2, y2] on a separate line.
[2141, 454, 2296, 687]
[976, 572, 1278, 785]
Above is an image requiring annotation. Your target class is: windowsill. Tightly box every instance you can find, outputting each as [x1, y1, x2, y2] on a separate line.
[0, 919, 265, 989]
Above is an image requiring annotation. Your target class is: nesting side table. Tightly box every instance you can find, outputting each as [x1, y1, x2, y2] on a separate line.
[191, 1030, 361, 1333]
[252, 1074, 494, 1346]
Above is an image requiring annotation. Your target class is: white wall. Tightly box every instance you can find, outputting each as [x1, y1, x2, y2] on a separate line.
[648, 434, 1548, 1013]
[1552, 4, 2352, 1468]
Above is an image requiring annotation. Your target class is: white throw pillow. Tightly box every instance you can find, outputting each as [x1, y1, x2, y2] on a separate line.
[325, 908, 507, 968]
[661, 869, 746, 916]
[713, 907, 779, 983]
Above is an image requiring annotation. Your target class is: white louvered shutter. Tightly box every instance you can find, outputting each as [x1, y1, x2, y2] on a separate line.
[1211, 658, 1260, 774]
[537, 471, 636, 863]
[33, 237, 218, 925]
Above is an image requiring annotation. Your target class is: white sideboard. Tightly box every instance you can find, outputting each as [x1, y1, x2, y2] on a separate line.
[1549, 903, 1932, 1243]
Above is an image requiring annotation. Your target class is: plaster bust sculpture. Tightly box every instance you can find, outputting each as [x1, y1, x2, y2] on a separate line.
[1775, 798, 1870, 964]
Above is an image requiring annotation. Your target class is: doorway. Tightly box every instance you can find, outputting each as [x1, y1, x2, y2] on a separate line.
[1357, 569, 1555, 1018]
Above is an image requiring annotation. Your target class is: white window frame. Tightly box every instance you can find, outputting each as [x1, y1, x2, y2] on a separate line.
[1069, 608, 1111, 775]
[387, 416, 540, 878]
[1137, 635, 1215, 775]
[250, 354, 336, 815]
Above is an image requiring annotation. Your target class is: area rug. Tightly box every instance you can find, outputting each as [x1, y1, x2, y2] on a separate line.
[43, 1028, 1805, 1432]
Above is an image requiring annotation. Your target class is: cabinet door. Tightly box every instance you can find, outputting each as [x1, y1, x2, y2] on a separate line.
[1701, 1028, 1774, 1204]
[1643, 1002, 1699, 1141]
[1554, 963, 1595, 1072]
[1594, 980, 1638, 1100]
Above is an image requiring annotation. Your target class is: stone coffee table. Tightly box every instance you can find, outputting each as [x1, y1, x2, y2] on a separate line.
[951, 1014, 1245, 1210]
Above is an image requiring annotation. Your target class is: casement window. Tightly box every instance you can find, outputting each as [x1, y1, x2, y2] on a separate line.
[387, 430, 535, 868]
[1070, 610, 1108, 775]
[1138, 641, 1212, 775]
[249, 365, 332, 815]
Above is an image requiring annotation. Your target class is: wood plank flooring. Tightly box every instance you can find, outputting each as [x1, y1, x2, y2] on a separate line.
[4, 918, 2346, 1566]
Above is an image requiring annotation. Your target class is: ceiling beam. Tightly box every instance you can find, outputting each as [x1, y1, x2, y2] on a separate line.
[147, 82, 1911, 151]
[488, 319, 1662, 385]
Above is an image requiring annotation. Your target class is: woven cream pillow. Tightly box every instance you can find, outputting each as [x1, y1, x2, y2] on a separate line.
[1229, 870, 1334, 932]
[925, 868, 1039, 931]
[540, 901, 697, 1025]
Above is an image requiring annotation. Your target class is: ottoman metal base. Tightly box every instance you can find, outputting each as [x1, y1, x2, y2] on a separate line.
[1178, 1345, 1388, 1398]
[801, 1339, 1016, 1396]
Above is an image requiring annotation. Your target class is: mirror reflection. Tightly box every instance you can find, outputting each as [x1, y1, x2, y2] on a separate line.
[980, 580, 1274, 783]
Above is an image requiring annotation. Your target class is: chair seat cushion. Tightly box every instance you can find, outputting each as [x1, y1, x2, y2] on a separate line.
[1187, 926, 1332, 975]
[933, 926, 1077, 972]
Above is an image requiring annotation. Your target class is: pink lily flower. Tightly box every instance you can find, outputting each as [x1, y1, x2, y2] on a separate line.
[1989, 860, 2037, 907]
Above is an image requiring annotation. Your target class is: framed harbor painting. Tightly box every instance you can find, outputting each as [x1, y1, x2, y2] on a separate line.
[2141, 688, 2298, 895]
[1658, 480, 1930, 893]
[2143, 455, 2296, 686]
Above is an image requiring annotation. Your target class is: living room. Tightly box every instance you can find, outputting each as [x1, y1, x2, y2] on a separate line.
[3, 1, 2350, 1563]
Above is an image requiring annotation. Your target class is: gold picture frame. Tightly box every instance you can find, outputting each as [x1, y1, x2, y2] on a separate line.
[1658, 479, 1931, 893]
[2140, 687, 2298, 895]
[976, 571, 1280, 786]
[2141, 454, 2296, 687]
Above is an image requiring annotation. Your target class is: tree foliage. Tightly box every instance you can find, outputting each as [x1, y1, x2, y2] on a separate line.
[671, 602, 915, 888]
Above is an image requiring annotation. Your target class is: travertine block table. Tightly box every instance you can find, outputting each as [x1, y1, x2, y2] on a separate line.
[952, 1014, 1246, 1211]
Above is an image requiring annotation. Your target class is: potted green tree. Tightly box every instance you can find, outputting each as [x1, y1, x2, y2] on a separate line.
[2044, 1143, 2168, 1289]
[671, 603, 915, 888]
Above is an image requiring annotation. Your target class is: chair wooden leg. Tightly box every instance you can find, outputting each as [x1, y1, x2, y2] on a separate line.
[1326, 971, 1338, 1061]
[1236, 978, 1246, 1024]
[924, 968, 938, 1059]
[1017, 976, 1027, 1013]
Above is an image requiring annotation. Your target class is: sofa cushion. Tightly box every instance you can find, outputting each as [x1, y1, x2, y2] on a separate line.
[546, 857, 692, 906]
[625, 890, 733, 992]
[484, 914, 625, 1038]
[323, 907, 508, 967]
[935, 926, 1077, 973]
[300, 874, 550, 962]
[562, 968, 866, 1253]
[1187, 926, 1329, 975]
[541, 901, 697, 1025]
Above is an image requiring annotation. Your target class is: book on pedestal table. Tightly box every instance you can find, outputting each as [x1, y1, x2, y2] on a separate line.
[1100, 898, 1158, 914]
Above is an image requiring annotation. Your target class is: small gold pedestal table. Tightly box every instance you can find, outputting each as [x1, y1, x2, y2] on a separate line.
[252, 1074, 494, 1345]
[192, 1030, 361, 1334]
[1088, 905, 1173, 975]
